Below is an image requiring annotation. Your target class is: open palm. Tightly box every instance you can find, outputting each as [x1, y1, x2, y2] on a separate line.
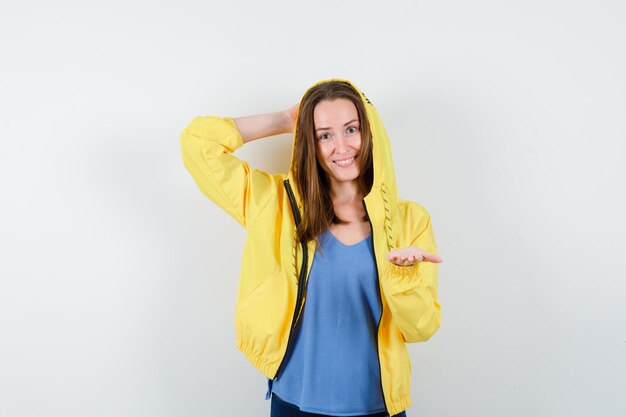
[386, 246, 443, 266]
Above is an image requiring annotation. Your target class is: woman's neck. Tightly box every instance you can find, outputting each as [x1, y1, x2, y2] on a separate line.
[330, 181, 362, 205]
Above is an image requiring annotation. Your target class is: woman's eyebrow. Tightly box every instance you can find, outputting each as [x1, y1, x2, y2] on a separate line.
[315, 119, 359, 132]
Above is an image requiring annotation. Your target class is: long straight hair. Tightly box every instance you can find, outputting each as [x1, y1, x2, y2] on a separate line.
[291, 81, 374, 247]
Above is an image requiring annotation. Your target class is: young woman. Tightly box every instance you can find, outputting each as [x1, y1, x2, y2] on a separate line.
[180, 78, 442, 417]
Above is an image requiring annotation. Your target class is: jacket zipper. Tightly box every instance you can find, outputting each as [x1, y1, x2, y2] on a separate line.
[363, 199, 389, 416]
[273, 179, 309, 380]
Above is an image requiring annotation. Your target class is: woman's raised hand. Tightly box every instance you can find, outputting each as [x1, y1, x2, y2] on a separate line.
[386, 246, 443, 267]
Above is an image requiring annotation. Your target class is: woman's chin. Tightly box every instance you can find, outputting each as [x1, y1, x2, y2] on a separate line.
[329, 170, 360, 183]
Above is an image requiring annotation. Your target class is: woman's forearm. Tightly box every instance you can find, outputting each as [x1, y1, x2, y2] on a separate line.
[233, 111, 292, 144]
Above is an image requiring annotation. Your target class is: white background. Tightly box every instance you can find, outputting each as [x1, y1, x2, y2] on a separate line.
[1, 1, 625, 416]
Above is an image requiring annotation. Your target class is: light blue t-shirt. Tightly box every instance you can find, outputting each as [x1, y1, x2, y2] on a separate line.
[267, 228, 386, 416]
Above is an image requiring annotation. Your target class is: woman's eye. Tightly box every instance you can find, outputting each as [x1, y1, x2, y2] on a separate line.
[347, 126, 359, 134]
[319, 133, 330, 140]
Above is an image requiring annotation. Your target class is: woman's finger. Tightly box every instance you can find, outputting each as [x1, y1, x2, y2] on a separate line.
[422, 253, 443, 263]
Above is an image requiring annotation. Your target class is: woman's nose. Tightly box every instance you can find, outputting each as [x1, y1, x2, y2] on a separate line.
[334, 136, 349, 153]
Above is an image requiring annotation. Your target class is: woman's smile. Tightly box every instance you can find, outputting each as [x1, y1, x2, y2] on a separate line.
[333, 155, 357, 167]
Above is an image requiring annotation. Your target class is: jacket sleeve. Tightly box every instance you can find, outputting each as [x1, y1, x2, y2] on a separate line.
[180, 115, 276, 229]
[380, 208, 441, 343]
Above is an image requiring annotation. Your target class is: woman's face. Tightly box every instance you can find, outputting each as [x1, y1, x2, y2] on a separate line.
[313, 98, 362, 186]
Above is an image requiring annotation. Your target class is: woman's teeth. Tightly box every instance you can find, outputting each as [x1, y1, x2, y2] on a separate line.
[334, 157, 355, 167]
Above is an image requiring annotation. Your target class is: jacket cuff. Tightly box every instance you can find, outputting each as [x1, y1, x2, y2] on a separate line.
[385, 262, 424, 284]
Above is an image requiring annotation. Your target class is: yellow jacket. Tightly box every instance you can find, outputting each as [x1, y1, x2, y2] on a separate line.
[180, 78, 441, 416]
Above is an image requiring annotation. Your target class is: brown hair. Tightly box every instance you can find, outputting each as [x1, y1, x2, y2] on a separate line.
[291, 81, 374, 247]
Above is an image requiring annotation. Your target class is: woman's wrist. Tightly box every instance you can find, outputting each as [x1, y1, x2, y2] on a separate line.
[277, 110, 293, 135]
